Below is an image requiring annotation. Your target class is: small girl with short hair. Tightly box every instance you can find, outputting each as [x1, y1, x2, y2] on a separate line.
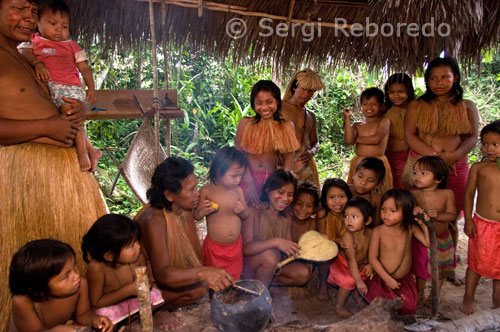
[317, 178, 353, 301]
[365, 189, 430, 315]
[194, 147, 249, 280]
[291, 181, 320, 243]
[82, 214, 165, 326]
[328, 197, 374, 318]
[9, 239, 112, 332]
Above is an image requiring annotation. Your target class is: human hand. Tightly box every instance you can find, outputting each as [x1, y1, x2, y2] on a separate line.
[61, 97, 87, 126]
[356, 280, 368, 295]
[464, 220, 477, 238]
[426, 206, 439, 219]
[439, 151, 457, 166]
[34, 62, 51, 81]
[233, 200, 248, 217]
[199, 200, 217, 217]
[275, 238, 301, 257]
[297, 150, 313, 164]
[198, 267, 235, 291]
[386, 277, 400, 290]
[343, 109, 351, 120]
[363, 264, 374, 279]
[86, 89, 96, 104]
[91, 314, 113, 332]
[44, 114, 79, 144]
[339, 238, 356, 250]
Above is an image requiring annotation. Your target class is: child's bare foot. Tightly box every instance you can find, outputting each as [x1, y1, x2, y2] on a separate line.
[459, 301, 475, 315]
[153, 310, 185, 331]
[318, 288, 330, 302]
[88, 148, 102, 172]
[77, 151, 91, 172]
[333, 304, 352, 318]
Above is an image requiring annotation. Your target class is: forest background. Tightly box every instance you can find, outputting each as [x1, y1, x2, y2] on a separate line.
[85, 44, 500, 215]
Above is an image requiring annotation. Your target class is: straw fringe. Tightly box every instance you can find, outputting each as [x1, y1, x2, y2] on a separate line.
[416, 100, 473, 138]
[0, 143, 107, 332]
[283, 69, 325, 101]
[239, 118, 300, 155]
[385, 105, 406, 140]
[256, 209, 290, 241]
[347, 155, 393, 196]
[320, 212, 346, 245]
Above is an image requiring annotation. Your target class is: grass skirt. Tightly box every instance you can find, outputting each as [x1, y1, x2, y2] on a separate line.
[0, 143, 107, 331]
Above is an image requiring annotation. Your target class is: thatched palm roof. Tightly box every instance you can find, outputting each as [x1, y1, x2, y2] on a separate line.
[68, 0, 500, 73]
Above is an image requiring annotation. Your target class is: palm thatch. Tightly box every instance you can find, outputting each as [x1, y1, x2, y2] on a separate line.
[67, 0, 500, 73]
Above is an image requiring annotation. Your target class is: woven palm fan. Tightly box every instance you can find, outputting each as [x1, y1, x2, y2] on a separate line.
[275, 231, 338, 270]
[122, 120, 167, 203]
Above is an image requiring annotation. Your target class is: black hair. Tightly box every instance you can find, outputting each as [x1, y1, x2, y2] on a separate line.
[360, 87, 385, 106]
[261, 169, 297, 216]
[81, 214, 140, 267]
[414, 156, 449, 189]
[380, 189, 415, 230]
[355, 157, 386, 184]
[209, 146, 247, 183]
[480, 119, 500, 139]
[294, 181, 320, 208]
[9, 239, 76, 302]
[146, 157, 194, 210]
[384, 73, 415, 109]
[38, 0, 70, 18]
[420, 56, 463, 105]
[345, 196, 374, 227]
[320, 178, 353, 210]
[250, 80, 284, 123]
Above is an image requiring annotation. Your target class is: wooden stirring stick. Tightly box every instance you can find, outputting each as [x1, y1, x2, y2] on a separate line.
[232, 284, 261, 296]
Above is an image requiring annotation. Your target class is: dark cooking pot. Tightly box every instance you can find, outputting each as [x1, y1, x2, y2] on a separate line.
[210, 279, 272, 332]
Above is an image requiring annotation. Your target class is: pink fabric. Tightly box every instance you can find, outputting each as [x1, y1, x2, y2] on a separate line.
[95, 287, 164, 324]
[386, 150, 411, 190]
[411, 237, 431, 280]
[31, 34, 86, 86]
[327, 254, 367, 290]
[468, 213, 500, 280]
[202, 235, 243, 280]
[240, 170, 271, 199]
[364, 273, 417, 315]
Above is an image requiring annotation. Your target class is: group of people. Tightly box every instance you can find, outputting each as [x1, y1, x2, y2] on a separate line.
[1, 0, 499, 331]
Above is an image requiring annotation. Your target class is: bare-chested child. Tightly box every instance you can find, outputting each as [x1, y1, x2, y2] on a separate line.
[291, 181, 320, 243]
[412, 156, 457, 301]
[18, 0, 101, 172]
[82, 214, 183, 330]
[236, 80, 299, 207]
[365, 189, 430, 315]
[348, 157, 385, 226]
[459, 120, 500, 315]
[194, 147, 250, 280]
[344, 87, 392, 194]
[9, 239, 112, 332]
[328, 197, 374, 318]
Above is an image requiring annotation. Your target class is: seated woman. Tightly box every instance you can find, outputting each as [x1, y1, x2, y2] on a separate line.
[242, 169, 311, 288]
[135, 157, 235, 309]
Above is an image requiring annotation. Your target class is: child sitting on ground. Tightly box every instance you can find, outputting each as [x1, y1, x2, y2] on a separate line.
[194, 147, 250, 280]
[328, 197, 374, 318]
[19, 0, 101, 172]
[365, 189, 429, 315]
[236, 80, 299, 206]
[412, 156, 457, 302]
[317, 178, 352, 301]
[348, 157, 385, 226]
[344, 87, 392, 194]
[82, 214, 182, 330]
[291, 181, 320, 243]
[460, 120, 500, 315]
[9, 239, 112, 332]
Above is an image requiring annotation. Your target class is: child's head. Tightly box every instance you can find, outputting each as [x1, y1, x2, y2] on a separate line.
[421, 56, 463, 104]
[344, 196, 373, 232]
[480, 120, 500, 162]
[384, 73, 415, 108]
[81, 214, 141, 267]
[261, 169, 297, 215]
[413, 156, 448, 190]
[250, 80, 283, 123]
[321, 178, 352, 214]
[353, 158, 385, 194]
[380, 189, 415, 230]
[293, 181, 320, 221]
[10, 239, 79, 301]
[284, 69, 325, 102]
[147, 157, 198, 211]
[37, 0, 70, 42]
[209, 147, 247, 188]
[360, 87, 385, 117]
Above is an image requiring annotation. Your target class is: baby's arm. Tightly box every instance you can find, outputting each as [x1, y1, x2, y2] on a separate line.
[368, 227, 400, 289]
[20, 48, 51, 81]
[343, 109, 357, 145]
[355, 117, 390, 145]
[86, 261, 136, 308]
[343, 232, 367, 295]
[77, 61, 96, 104]
[432, 190, 457, 223]
[463, 163, 479, 238]
[75, 278, 113, 331]
[193, 186, 216, 221]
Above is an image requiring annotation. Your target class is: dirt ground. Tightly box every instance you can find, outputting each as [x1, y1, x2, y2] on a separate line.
[140, 217, 496, 332]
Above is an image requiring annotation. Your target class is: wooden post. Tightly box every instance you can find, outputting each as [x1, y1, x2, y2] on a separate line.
[148, 0, 161, 165]
[162, 0, 172, 157]
[134, 266, 153, 332]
